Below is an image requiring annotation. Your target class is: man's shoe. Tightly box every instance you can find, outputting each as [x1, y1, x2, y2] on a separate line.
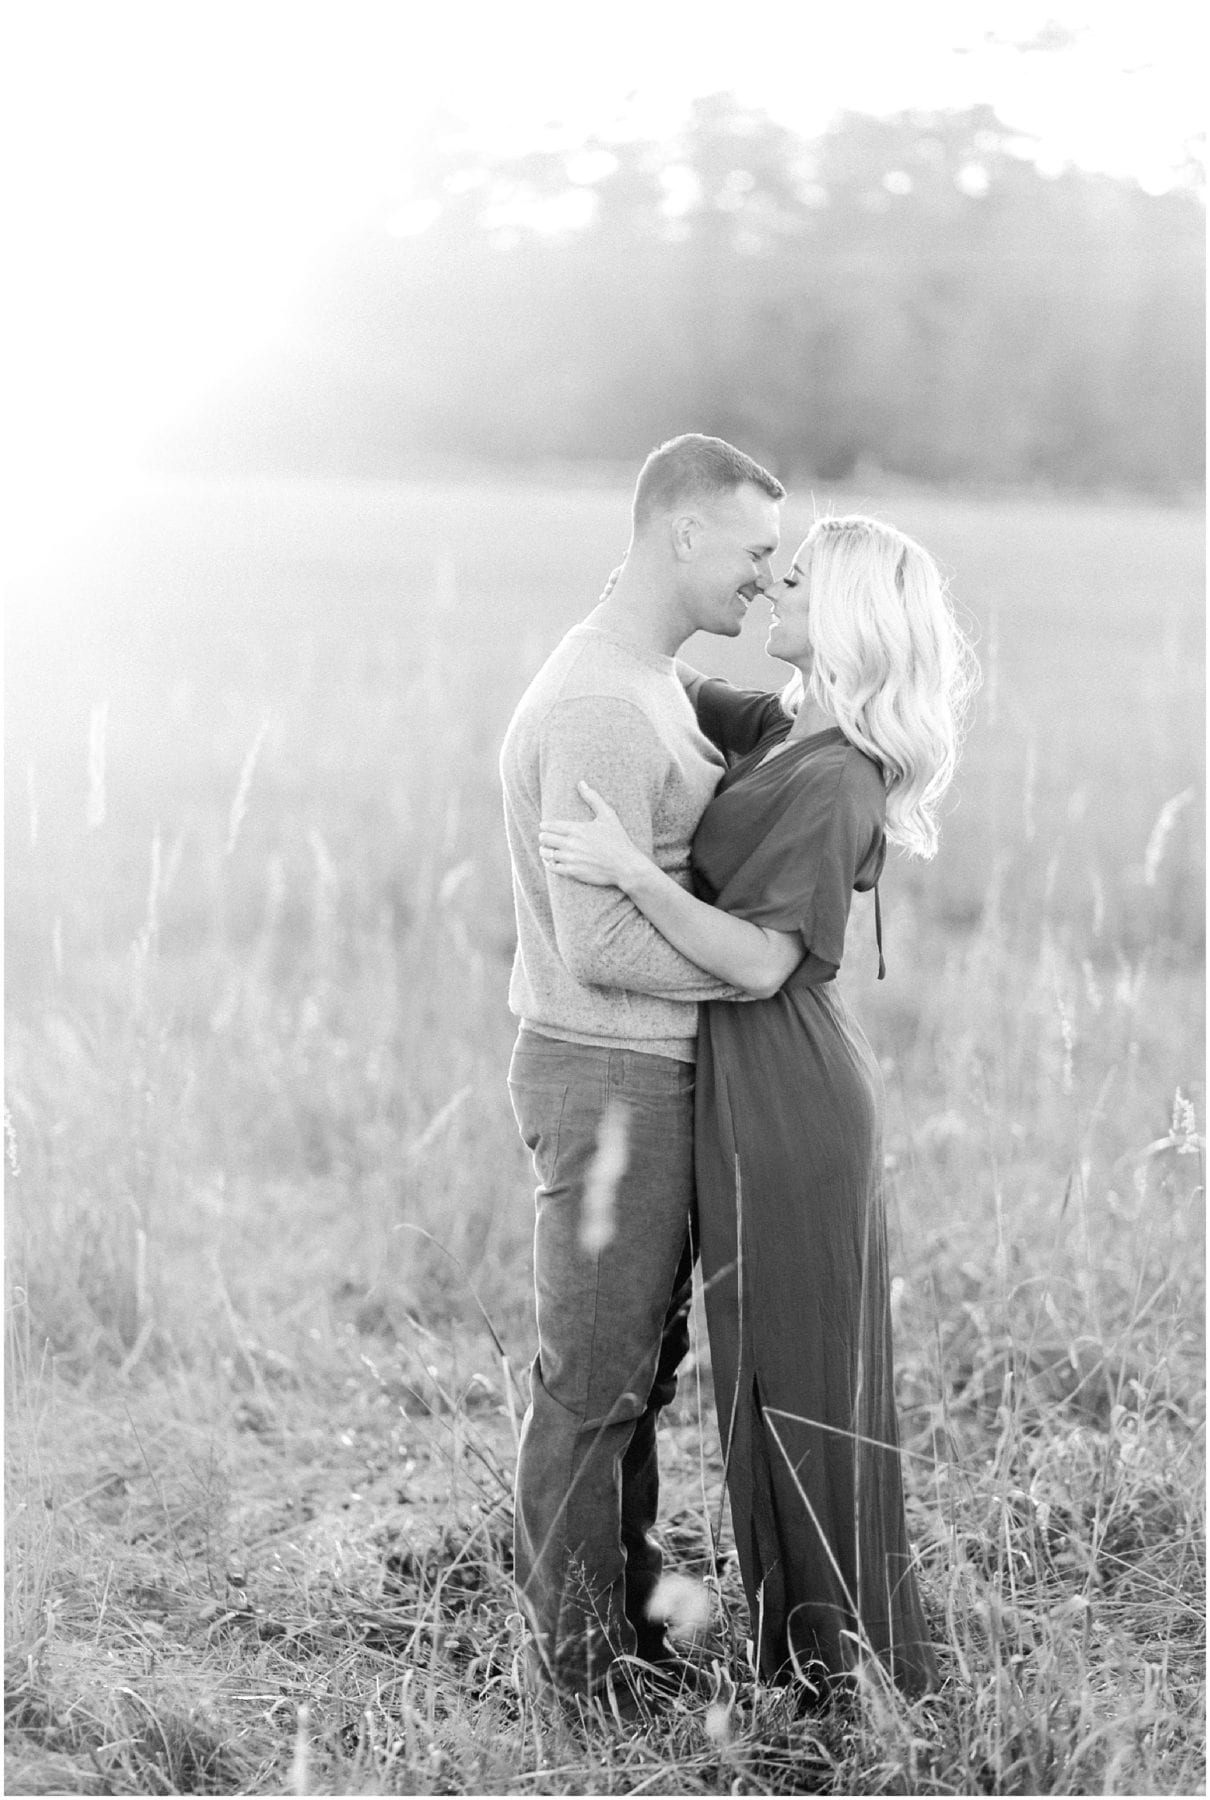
[516, 1645, 658, 1731]
[635, 1635, 718, 1701]
[567, 1657, 694, 1731]
[644, 1654, 715, 1702]
[606, 1652, 712, 1715]
[516, 1640, 710, 1732]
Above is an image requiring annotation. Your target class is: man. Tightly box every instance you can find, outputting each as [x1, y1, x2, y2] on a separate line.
[499, 434, 785, 1710]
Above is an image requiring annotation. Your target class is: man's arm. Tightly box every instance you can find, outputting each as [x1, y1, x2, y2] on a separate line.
[539, 697, 752, 1002]
[542, 780, 806, 999]
[608, 850, 804, 998]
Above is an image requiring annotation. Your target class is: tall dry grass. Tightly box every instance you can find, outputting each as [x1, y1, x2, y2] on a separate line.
[4, 474, 1204, 1794]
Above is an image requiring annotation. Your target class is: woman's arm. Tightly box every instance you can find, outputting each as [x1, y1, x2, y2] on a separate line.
[675, 659, 707, 706]
[540, 782, 804, 1000]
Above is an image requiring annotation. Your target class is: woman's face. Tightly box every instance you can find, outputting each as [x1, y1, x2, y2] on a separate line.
[765, 540, 813, 666]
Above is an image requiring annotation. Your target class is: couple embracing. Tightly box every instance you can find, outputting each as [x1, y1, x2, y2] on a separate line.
[499, 434, 973, 1719]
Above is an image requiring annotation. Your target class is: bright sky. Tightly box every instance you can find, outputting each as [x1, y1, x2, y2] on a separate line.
[6, 0, 1204, 567]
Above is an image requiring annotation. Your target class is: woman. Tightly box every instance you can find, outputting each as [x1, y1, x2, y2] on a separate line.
[539, 514, 976, 1700]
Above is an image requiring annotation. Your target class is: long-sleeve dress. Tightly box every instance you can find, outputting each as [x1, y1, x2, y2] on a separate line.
[691, 678, 938, 1698]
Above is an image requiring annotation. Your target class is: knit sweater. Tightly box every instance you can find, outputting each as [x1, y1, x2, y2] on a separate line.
[500, 623, 747, 1060]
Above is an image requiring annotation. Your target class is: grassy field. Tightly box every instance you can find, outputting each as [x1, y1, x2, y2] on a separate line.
[5, 471, 1205, 1795]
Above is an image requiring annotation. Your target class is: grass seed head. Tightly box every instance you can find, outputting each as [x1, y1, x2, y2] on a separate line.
[646, 1572, 712, 1635]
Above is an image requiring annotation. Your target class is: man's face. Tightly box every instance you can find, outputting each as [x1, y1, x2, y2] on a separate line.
[679, 483, 782, 637]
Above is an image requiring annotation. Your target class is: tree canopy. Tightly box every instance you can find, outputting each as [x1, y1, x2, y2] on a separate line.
[156, 96, 1205, 492]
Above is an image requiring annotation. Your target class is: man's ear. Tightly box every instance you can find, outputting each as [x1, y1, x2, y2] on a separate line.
[671, 511, 703, 561]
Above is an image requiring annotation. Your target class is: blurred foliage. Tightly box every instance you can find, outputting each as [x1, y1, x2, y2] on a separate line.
[153, 95, 1204, 492]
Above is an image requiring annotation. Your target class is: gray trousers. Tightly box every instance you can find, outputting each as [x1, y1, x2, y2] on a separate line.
[507, 1027, 696, 1693]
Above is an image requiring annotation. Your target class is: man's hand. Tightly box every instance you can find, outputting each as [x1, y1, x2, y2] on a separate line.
[540, 782, 651, 892]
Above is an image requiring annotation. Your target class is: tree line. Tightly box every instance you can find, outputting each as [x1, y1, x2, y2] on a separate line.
[156, 95, 1205, 492]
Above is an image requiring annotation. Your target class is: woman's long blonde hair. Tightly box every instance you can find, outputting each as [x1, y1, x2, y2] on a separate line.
[782, 514, 978, 859]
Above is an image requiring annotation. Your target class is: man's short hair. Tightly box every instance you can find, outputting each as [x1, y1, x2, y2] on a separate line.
[632, 434, 785, 532]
